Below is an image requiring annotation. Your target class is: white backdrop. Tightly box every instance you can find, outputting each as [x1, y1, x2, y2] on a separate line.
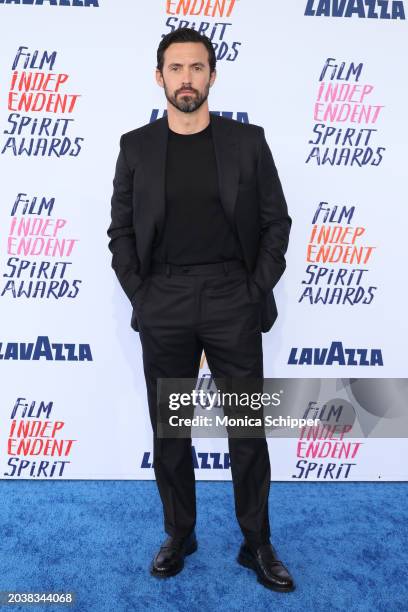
[0, 0, 407, 480]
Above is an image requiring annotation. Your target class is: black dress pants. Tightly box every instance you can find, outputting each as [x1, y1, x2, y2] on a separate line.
[133, 259, 271, 549]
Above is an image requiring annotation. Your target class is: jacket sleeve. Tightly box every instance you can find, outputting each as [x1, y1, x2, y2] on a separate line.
[107, 135, 143, 303]
[251, 128, 292, 296]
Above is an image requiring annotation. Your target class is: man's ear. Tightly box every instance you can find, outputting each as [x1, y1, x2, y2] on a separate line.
[210, 69, 217, 87]
[156, 69, 164, 88]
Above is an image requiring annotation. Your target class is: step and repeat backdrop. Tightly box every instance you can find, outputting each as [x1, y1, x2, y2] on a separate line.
[0, 0, 407, 480]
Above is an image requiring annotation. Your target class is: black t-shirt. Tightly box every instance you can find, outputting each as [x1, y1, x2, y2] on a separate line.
[151, 121, 244, 265]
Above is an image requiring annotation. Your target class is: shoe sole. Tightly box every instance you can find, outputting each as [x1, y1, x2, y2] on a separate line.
[237, 551, 295, 593]
[150, 540, 198, 578]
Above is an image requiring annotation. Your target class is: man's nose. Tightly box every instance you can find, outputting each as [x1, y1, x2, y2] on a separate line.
[181, 67, 195, 80]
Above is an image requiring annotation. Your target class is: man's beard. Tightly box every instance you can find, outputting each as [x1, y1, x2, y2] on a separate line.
[163, 79, 210, 113]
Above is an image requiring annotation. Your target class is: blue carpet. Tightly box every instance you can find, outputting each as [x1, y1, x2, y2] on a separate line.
[1, 481, 407, 611]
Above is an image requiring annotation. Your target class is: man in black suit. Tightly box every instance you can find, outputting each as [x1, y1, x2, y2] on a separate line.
[107, 28, 294, 592]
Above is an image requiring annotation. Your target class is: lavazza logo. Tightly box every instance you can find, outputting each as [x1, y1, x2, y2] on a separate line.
[304, 0, 405, 19]
[0, 336, 92, 360]
[142, 446, 231, 470]
[288, 341, 383, 365]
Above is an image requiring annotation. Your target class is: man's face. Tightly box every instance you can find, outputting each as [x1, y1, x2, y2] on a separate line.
[156, 42, 216, 113]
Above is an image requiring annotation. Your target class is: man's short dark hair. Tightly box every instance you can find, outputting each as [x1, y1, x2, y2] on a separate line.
[157, 27, 216, 75]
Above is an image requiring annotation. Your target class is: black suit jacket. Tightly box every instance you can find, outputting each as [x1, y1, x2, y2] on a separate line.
[107, 112, 291, 333]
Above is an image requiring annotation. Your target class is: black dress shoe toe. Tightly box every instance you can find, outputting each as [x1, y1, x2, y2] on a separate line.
[237, 542, 295, 592]
[150, 531, 197, 578]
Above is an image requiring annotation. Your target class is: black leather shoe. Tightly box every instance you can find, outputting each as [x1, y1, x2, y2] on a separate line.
[150, 531, 197, 578]
[237, 542, 295, 592]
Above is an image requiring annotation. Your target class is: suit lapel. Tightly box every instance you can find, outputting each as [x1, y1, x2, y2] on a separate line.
[210, 113, 240, 228]
[139, 116, 168, 240]
[140, 112, 240, 238]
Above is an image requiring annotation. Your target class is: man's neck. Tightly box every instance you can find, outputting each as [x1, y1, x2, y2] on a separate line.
[166, 105, 210, 135]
